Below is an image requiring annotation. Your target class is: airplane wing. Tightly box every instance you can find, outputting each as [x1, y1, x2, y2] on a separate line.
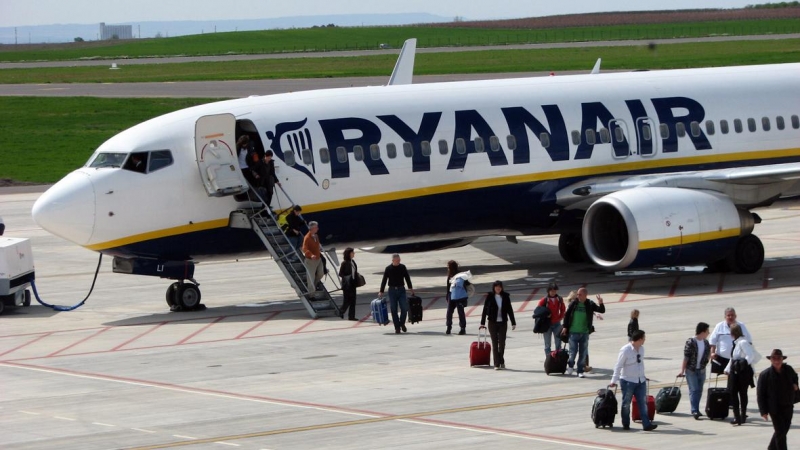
[556, 162, 800, 210]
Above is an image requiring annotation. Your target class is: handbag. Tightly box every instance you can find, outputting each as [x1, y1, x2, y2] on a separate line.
[355, 273, 366, 288]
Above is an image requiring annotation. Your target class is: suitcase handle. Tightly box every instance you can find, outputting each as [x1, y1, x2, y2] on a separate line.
[478, 327, 488, 344]
[673, 375, 685, 390]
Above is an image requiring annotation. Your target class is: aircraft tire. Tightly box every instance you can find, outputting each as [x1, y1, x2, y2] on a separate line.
[177, 284, 202, 310]
[728, 234, 764, 274]
[558, 233, 587, 263]
[23, 289, 31, 307]
[165, 282, 180, 307]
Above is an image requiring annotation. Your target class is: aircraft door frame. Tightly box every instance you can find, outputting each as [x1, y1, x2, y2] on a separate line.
[609, 119, 630, 159]
[634, 117, 658, 158]
[195, 114, 249, 197]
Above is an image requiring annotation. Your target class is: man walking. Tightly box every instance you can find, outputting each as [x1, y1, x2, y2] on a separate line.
[757, 349, 799, 450]
[610, 330, 658, 432]
[709, 307, 752, 375]
[302, 221, 325, 297]
[379, 254, 414, 334]
[562, 287, 605, 377]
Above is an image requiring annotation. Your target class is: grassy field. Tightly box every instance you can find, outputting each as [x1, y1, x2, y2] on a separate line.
[0, 97, 215, 183]
[1, 39, 799, 84]
[0, 19, 799, 62]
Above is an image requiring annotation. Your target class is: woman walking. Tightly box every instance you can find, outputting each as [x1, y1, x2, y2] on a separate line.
[338, 247, 359, 321]
[480, 280, 516, 370]
[445, 260, 468, 335]
[725, 323, 759, 425]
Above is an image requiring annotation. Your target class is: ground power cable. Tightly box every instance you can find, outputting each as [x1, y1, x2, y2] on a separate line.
[30, 254, 103, 311]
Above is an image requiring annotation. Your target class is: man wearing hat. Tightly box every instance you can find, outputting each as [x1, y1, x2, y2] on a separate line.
[536, 282, 566, 356]
[757, 349, 799, 450]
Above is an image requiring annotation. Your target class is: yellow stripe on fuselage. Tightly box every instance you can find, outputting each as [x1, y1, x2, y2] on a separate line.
[85, 147, 799, 252]
[638, 228, 741, 251]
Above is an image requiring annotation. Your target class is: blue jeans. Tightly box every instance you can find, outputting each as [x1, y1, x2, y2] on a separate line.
[388, 287, 408, 329]
[567, 332, 588, 373]
[543, 321, 563, 355]
[684, 368, 706, 415]
[621, 379, 652, 429]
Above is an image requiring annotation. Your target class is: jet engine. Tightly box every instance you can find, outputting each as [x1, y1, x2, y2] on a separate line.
[582, 188, 756, 270]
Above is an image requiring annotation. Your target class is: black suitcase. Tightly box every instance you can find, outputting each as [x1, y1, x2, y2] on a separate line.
[705, 376, 730, 420]
[655, 376, 683, 414]
[408, 295, 423, 324]
[544, 349, 569, 375]
[592, 387, 617, 428]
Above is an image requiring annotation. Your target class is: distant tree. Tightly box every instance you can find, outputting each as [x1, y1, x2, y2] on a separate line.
[745, 1, 800, 8]
[74, 37, 84, 42]
[326, 23, 336, 28]
[453, 16, 464, 22]
[154, 32, 163, 38]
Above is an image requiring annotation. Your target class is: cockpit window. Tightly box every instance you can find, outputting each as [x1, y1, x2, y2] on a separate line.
[89, 152, 127, 168]
[148, 150, 173, 172]
[123, 152, 149, 174]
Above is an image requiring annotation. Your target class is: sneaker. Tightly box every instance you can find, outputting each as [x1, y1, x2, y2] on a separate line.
[643, 424, 658, 432]
[494, 366, 500, 370]
[578, 373, 585, 378]
[567, 367, 574, 376]
[693, 412, 702, 420]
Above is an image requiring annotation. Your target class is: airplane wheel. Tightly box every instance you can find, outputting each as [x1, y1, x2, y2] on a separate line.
[558, 233, 587, 263]
[728, 234, 764, 274]
[23, 289, 31, 307]
[177, 283, 202, 310]
[165, 282, 180, 307]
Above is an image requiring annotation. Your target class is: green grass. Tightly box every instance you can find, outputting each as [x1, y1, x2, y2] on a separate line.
[0, 39, 798, 84]
[0, 97, 217, 183]
[1, 19, 799, 62]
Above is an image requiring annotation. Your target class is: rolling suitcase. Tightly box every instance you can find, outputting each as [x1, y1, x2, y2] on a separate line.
[544, 348, 569, 375]
[592, 386, 618, 428]
[371, 298, 390, 325]
[705, 375, 730, 420]
[408, 295, 423, 324]
[470, 328, 491, 367]
[632, 380, 655, 422]
[655, 376, 683, 414]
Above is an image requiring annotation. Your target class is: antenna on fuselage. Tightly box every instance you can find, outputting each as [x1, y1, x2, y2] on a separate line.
[388, 38, 417, 86]
[591, 58, 602, 74]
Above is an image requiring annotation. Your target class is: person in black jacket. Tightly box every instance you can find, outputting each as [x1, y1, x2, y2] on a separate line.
[561, 287, 605, 377]
[284, 205, 305, 252]
[338, 248, 359, 321]
[480, 280, 516, 370]
[757, 349, 799, 450]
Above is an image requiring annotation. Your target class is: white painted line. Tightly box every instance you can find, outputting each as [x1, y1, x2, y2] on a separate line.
[20, 410, 40, 415]
[92, 422, 116, 427]
[54, 416, 77, 421]
[132, 428, 157, 434]
[214, 442, 240, 447]
[173, 435, 197, 440]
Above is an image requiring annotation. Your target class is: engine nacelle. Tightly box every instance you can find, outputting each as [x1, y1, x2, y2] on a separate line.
[361, 238, 477, 254]
[583, 188, 754, 270]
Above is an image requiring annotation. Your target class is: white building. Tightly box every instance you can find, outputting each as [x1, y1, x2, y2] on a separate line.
[99, 23, 133, 40]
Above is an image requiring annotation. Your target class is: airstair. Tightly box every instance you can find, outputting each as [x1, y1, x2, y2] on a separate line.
[242, 188, 341, 319]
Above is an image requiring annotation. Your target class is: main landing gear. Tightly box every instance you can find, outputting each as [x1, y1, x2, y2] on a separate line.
[706, 234, 765, 274]
[165, 280, 205, 312]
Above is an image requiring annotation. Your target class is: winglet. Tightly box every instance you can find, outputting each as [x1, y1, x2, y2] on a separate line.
[388, 38, 417, 86]
[591, 58, 602, 75]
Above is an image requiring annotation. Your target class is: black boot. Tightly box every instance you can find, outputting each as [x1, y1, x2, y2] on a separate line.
[445, 327, 452, 335]
[731, 410, 741, 425]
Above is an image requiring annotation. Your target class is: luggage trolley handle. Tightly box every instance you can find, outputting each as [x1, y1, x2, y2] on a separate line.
[477, 326, 489, 347]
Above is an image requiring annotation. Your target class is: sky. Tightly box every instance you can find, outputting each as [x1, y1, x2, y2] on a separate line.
[0, 0, 758, 27]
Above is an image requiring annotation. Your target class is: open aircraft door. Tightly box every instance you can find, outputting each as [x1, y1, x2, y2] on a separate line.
[195, 114, 249, 197]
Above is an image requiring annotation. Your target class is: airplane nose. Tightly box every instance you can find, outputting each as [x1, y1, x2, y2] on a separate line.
[32, 171, 96, 245]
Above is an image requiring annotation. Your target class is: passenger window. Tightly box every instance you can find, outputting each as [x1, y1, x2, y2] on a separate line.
[614, 127, 625, 143]
[301, 149, 313, 165]
[284, 151, 296, 166]
[599, 128, 611, 144]
[474, 137, 485, 153]
[438, 139, 449, 155]
[336, 146, 347, 163]
[403, 142, 413, 158]
[747, 118, 756, 132]
[776, 116, 785, 130]
[489, 136, 501, 152]
[386, 143, 397, 159]
[353, 145, 364, 161]
[123, 151, 149, 174]
[506, 135, 517, 151]
[792, 115, 800, 129]
[456, 138, 467, 154]
[676, 122, 686, 138]
[571, 130, 581, 146]
[421, 141, 431, 156]
[585, 129, 596, 145]
[370, 144, 381, 160]
[642, 123, 652, 141]
[319, 147, 330, 164]
[705, 120, 715, 136]
[762, 117, 771, 132]
[659, 123, 669, 139]
[734, 119, 743, 133]
[539, 132, 550, 148]
[690, 121, 701, 137]
[148, 150, 173, 172]
[720, 120, 729, 134]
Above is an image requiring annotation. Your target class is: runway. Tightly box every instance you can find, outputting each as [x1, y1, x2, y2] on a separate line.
[2, 189, 800, 449]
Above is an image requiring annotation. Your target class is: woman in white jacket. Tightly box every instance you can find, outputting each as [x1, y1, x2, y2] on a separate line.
[725, 323, 760, 425]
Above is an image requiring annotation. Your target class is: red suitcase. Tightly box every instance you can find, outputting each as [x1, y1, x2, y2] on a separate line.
[632, 380, 656, 422]
[470, 328, 491, 367]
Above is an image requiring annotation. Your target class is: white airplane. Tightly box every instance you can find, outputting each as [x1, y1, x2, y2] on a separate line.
[31, 40, 800, 313]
